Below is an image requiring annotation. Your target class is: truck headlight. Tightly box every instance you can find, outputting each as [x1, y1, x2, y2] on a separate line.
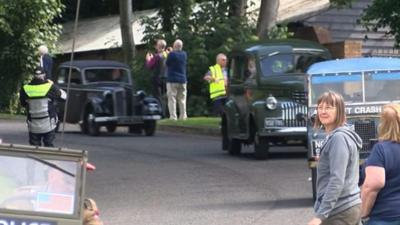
[266, 96, 278, 110]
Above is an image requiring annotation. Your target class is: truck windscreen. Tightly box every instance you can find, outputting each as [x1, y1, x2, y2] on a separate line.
[0, 155, 78, 215]
[310, 73, 362, 104]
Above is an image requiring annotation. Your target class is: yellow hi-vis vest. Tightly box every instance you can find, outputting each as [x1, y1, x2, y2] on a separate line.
[23, 82, 54, 133]
[209, 64, 226, 100]
[23, 82, 52, 98]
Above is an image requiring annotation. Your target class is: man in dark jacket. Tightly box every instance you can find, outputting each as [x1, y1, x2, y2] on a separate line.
[38, 45, 54, 80]
[20, 67, 67, 147]
[166, 39, 187, 120]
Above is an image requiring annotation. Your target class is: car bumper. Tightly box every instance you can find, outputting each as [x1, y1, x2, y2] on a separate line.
[260, 127, 306, 137]
[94, 115, 161, 124]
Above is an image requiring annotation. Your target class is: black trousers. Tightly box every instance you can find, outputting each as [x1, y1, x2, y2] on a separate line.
[212, 97, 227, 116]
[29, 130, 55, 147]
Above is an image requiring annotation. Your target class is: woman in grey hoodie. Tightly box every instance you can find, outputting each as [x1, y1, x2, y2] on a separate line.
[308, 91, 362, 225]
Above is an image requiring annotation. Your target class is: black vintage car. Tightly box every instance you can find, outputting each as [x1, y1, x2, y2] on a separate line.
[55, 60, 162, 136]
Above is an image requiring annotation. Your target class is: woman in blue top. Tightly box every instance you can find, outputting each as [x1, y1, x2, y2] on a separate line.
[361, 103, 400, 225]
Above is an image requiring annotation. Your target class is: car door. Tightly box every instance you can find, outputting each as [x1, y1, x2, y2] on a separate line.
[56, 67, 84, 123]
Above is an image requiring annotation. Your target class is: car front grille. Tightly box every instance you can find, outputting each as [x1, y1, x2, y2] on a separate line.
[281, 102, 307, 127]
[349, 118, 377, 153]
[114, 90, 126, 116]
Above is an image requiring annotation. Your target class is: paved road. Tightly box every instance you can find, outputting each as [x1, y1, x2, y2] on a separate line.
[0, 120, 315, 225]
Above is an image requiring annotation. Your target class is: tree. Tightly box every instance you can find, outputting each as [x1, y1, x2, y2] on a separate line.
[256, 0, 279, 39]
[360, 0, 400, 47]
[119, 0, 136, 64]
[0, 0, 63, 112]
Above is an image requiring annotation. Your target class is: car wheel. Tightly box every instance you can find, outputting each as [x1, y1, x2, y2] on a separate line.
[228, 138, 241, 155]
[86, 112, 100, 136]
[221, 116, 228, 151]
[128, 125, 142, 134]
[311, 168, 317, 201]
[106, 125, 117, 133]
[254, 134, 269, 160]
[143, 120, 156, 136]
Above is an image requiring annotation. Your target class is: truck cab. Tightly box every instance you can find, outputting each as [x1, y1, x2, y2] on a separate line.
[222, 39, 331, 159]
[0, 143, 87, 225]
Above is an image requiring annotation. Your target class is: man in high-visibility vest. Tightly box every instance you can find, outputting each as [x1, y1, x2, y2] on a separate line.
[204, 53, 228, 116]
[19, 67, 67, 147]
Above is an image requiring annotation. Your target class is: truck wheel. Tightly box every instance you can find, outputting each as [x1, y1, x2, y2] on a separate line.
[86, 111, 100, 136]
[311, 168, 317, 201]
[221, 117, 228, 151]
[106, 125, 117, 133]
[254, 135, 269, 160]
[143, 120, 156, 136]
[228, 138, 241, 155]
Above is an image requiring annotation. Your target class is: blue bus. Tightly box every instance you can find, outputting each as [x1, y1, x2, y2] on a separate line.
[306, 57, 400, 200]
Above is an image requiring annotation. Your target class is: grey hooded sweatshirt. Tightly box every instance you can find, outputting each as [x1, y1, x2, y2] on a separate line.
[314, 125, 362, 220]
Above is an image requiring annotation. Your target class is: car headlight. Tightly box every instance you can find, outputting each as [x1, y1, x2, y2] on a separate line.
[266, 96, 278, 110]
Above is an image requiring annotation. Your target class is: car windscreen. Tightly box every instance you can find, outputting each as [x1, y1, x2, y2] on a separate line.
[365, 71, 400, 102]
[260, 53, 326, 76]
[84, 68, 130, 84]
[310, 73, 363, 104]
[0, 155, 79, 216]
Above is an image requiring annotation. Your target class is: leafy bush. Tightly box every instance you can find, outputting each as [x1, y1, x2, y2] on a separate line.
[0, 0, 63, 113]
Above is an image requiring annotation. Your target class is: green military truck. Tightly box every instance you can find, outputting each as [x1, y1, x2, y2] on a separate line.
[221, 39, 331, 159]
[0, 143, 88, 225]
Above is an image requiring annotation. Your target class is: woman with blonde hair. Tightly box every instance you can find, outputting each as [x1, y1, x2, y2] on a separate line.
[361, 103, 400, 225]
[308, 91, 362, 225]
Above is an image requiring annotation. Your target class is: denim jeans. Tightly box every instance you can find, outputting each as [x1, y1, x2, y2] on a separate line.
[29, 130, 55, 147]
[366, 219, 400, 225]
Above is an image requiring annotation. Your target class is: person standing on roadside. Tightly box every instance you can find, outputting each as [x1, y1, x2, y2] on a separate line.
[38, 45, 54, 80]
[203, 53, 228, 116]
[308, 91, 362, 225]
[145, 39, 169, 101]
[19, 67, 67, 147]
[165, 39, 187, 120]
[361, 103, 400, 225]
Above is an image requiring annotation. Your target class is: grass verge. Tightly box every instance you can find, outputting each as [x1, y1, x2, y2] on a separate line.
[158, 117, 220, 129]
[0, 113, 25, 120]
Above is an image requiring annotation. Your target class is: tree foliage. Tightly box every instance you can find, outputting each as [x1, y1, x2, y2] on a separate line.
[360, 0, 400, 47]
[139, 0, 257, 116]
[0, 0, 63, 112]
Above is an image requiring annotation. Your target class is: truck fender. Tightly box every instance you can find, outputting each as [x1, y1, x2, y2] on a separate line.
[224, 99, 241, 138]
